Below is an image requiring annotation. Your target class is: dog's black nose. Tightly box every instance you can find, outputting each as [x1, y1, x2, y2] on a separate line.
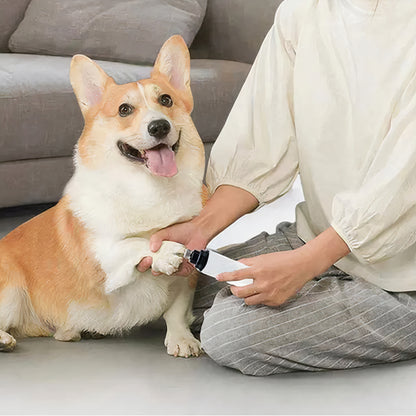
[148, 119, 171, 139]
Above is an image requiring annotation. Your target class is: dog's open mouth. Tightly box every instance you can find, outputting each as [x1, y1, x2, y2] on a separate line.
[117, 132, 181, 177]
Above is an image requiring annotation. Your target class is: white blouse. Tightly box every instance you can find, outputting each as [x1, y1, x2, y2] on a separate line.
[206, 0, 416, 292]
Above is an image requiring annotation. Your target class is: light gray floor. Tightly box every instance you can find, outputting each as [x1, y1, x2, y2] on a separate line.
[2, 194, 416, 415]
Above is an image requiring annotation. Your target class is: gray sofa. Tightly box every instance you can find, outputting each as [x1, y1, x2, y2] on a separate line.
[0, 0, 283, 209]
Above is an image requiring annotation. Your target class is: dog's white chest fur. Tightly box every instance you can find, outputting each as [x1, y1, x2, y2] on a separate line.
[64, 160, 202, 332]
[66, 161, 203, 236]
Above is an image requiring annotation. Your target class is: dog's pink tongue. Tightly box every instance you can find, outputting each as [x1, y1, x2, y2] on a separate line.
[145, 145, 178, 177]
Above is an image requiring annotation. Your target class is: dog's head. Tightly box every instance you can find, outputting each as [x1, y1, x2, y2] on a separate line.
[70, 35, 204, 178]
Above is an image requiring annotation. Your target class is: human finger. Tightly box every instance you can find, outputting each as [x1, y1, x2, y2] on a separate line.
[237, 258, 256, 266]
[217, 267, 253, 282]
[173, 260, 195, 277]
[230, 284, 259, 299]
[244, 294, 266, 306]
[136, 256, 152, 272]
[149, 229, 171, 252]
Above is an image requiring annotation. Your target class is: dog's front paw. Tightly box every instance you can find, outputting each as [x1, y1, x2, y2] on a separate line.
[165, 331, 203, 358]
[152, 241, 186, 275]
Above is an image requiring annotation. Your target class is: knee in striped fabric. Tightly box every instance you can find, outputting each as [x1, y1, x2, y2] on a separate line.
[200, 288, 292, 375]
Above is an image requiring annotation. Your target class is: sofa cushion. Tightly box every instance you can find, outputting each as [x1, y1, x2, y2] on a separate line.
[190, 59, 251, 142]
[191, 0, 283, 64]
[0, 0, 31, 52]
[0, 157, 74, 209]
[9, 0, 207, 64]
[0, 54, 250, 163]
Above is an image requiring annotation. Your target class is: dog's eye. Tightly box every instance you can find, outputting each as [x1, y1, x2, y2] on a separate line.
[158, 94, 173, 108]
[118, 103, 134, 117]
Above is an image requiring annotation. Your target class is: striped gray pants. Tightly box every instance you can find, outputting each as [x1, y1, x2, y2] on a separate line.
[192, 222, 416, 376]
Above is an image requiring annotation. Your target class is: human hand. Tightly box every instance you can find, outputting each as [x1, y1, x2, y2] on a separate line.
[217, 226, 351, 306]
[136, 220, 210, 276]
[217, 247, 320, 306]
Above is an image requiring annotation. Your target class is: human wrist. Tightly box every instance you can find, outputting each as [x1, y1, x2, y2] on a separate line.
[190, 211, 222, 244]
[191, 184, 259, 244]
[295, 244, 329, 279]
[298, 227, 351, 277]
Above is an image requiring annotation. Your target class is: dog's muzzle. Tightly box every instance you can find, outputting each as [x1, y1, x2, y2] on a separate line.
[117, 130, 181, 163]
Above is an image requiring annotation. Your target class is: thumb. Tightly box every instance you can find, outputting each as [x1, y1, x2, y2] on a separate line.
[150, 229, 170, 252]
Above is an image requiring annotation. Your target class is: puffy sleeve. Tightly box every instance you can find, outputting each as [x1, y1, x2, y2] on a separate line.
[331, 74, 416, 264]
[205, 1, 299, 207]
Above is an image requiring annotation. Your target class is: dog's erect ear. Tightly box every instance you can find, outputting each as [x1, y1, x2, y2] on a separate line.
[152, 35, 193, 112]
[70, 54, 112, 116]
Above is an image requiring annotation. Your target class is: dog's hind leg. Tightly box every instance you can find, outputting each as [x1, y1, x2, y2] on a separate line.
[0, 285, 51, 351]
[0, 286, 23, 352]
[0, 253, 50, 351]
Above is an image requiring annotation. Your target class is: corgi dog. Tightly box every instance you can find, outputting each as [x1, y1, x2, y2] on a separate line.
[0, 35, 206, 357]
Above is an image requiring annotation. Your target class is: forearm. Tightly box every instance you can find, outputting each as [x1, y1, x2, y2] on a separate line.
[298, 226, 351, 277]
[192, 184, 259, 243]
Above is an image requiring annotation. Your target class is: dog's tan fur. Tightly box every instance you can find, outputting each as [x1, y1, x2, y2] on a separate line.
[0, 196, 105, 336]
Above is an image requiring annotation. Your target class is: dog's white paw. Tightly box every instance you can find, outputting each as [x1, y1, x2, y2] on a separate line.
[0, 330, 16, 352]
[54, 328, 82, 342]
[165, 331, 203, 358]
[152, 241, 186, 275]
